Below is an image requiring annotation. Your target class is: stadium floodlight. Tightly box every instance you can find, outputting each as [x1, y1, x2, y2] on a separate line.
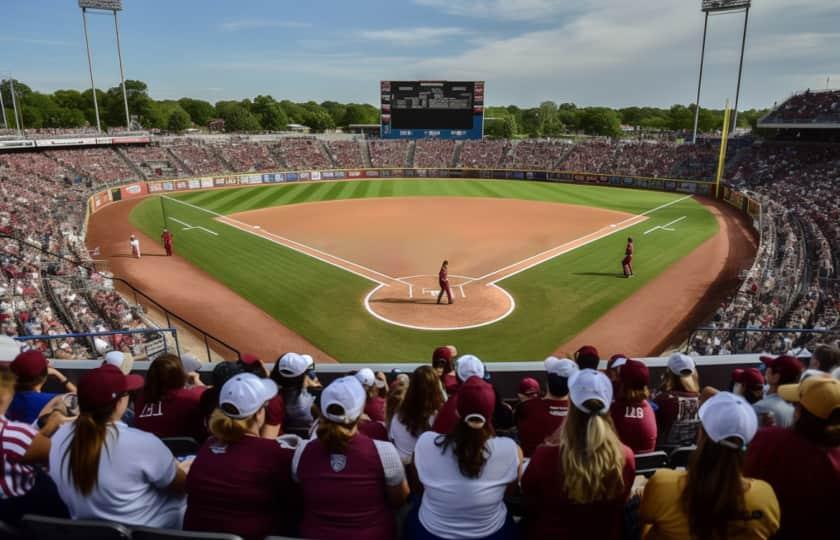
[693, 0, 753, 142]
[78, 0, 130, 132]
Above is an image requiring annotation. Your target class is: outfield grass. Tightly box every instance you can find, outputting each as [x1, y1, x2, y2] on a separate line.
[130, 179, 717, 361]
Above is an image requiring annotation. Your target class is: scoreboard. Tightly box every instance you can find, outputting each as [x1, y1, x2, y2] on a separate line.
[380, 81, 484, 140]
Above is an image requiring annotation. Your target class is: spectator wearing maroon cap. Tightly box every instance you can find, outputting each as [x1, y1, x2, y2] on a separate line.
[653, 353, 701, 448]
[48, 364, 187, 527]
[432, 346, 457, 396]
[610, 358, 657, 454]
[753, 355, 804, 428]
[0, 368, 68, 525]
[270, 352, 316, 431]
[134, 354, 207, 442]
[432, 354, 485, 434]
[516, 357, 576, 457]
[238, 353, 285, 438]
[522, 369, 635, 540]
[411, 377, 522, 540]
[517, 377, 541, 402]
[8, 349, 76, 425]
[389, 365, 444, 465]
[731, 367, 765, 404]
[184, 374, 298, 540]
[574, 345, 600, 370]
[745, 376, 840, 539]
[641, 392, 779, 539]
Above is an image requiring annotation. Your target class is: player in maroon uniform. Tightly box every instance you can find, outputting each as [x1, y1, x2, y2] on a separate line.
[161, 228, 174, 256]
[622, 237, 634, 278]
[436, 260, 453, 305]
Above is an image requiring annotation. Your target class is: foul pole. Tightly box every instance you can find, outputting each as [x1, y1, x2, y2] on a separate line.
[714, 101, 732, 199]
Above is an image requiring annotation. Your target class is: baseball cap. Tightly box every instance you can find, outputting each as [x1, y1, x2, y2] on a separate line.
[667, 353, 696, 376]
[456, 354, 485, 382]
[10, 350, 48, 379]
[778, 376, 840, 420]
[608, 354, 629, 370]
[518, 377, 541, 397]
[457, 377, 495, 428]
[103, 350, 134, 375]
[275, 352, 312, 378]
[568, 369, 613, 415]
[432, 346, 453, 369]
[575, 345, 600, 364]
[78, 364, 144, 411]
[219, 373, 278, 419]
[699, 391, 758, 449]
[240, 353, 261, 366]
[180, 353, 202, 375]
[321, 376, 367, 425]
[544, 356, 578, 378]
[732, 367, 764, 388]
[620, 358, 650, 389]
[761, 355, 804, 384]
[355, 368, 376, 388]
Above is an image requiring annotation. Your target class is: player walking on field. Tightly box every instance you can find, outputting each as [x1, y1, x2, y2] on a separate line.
[129, 234, 141, 259]
[161, 228, 174, 256]
[622, 237, 634, 278]
[437, 260, 454, 305]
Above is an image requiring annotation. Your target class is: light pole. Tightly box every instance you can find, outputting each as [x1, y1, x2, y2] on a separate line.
[0, 78, 7, 130]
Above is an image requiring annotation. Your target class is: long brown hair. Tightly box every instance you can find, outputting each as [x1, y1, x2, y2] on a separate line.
[398, 366, 444, 437]
[316, 404, 359, 454]
[682, 428, 751, 539]
[619, 386, 649, 405]
[209, 407, 259, 444]
[143, 354, 186, 403]
[554, 400, 626, 503]
[62, 401, 120, 495]
[435, 420, 494, 478]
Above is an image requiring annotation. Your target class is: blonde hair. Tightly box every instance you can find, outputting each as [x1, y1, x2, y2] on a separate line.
[555, 400, 626, 503]
[0, 368, 15, 394]
[316, 417, 358, 453]
[209, 408, 259, 444]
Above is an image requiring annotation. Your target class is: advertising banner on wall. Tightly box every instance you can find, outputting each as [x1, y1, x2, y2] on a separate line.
[90, 190, 112, 211]
[119, 182, 148, 200]
[201, 178, 214, 189]
[188, 179, 201, 189]
[311, 171, 322, 181]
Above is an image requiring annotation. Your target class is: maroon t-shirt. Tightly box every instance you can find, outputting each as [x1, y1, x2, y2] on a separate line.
[134, 386, 207, 441]
[364, 396, 386, 423]
[431, 393, 459, 434]
[516, 398, 569, 457]
[610, 399, 657, 454]
[521, 443, 635, 540]
[744, 426, 840, 539]
[184, 436, 298, 540]
[296, 433, 395, 540]
[653, 390, 700, 447]
[359, 419, 388, 441]
[443, 373, 458, 396]
[265, 394, 285, 430]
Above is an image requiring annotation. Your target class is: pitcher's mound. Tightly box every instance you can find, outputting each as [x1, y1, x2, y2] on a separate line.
[365, 274, 514, 330]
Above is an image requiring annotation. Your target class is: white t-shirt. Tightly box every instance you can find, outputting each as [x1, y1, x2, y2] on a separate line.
[388, 414, 435, 465]
[414, 431, 519, 539]
[49, 421, 185, 528]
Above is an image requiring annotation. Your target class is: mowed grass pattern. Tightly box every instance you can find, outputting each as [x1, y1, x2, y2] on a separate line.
[130, 179, 718, 361]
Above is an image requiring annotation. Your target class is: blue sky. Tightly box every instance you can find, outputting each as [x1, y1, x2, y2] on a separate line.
[2, 0, 838, 109]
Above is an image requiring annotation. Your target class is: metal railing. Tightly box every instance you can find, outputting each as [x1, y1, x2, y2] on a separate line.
[14, 328, 178, 361]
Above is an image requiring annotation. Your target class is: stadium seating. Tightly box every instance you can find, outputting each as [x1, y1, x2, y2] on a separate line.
[762, 89, 840, 125]
[22, 514, 132, 540]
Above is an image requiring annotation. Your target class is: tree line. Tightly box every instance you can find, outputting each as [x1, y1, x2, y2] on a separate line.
[1, 78, 766, 137]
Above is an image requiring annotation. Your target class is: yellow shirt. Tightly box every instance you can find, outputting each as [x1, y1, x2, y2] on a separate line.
[639, 469, 780, 540]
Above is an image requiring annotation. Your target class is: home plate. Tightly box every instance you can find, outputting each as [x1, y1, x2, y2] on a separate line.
[610, 224, 616, 228]
[254, 225, 261, 229]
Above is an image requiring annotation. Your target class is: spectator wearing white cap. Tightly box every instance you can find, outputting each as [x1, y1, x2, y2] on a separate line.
[389, 365, 444, 466]
[521, 369, 635, 540]
[410, 377, 522, 540]
[432, 354, 485, 434]
[355, 368, 387, 423]
[641, 392, 780, 539]
[745, 376, 840, 539]
[184, 374, 298, 540]
[134, 354, 207, 442]
[237, 354, 284, 438]
[516, 357, 577, 457]
[653, 353, 701, 447]
[292, 376, 408, 540]
[270, 352, 317, 431]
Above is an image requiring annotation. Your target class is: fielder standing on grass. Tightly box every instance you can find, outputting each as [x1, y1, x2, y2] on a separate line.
[437, 260, 454, 305]
[622, 237, 634, 278]
[161, 228, 174, 256]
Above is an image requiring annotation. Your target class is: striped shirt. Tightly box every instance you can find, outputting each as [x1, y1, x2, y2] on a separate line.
[0, 416, 37, 498]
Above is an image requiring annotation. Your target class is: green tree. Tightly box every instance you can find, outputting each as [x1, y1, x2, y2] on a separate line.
[303, 109, 335, 132]
[178, 98, 216, 126]
[219, 103, 261, 132]
[579, 107, 621, 137]
[252, 95, 288, 131]
[667, 104, 693, 131]
[167, 108, 191, 132]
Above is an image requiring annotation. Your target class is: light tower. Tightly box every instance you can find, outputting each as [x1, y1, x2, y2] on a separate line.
[78, 0, 130, 132]
[692, 0, 752, 143]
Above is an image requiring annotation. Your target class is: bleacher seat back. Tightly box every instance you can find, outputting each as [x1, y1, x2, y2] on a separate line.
[160, 437, 200, 457]
[669, 445, 697, 469]
[0, 520, 22, 539]
[22, 515, 131, 540]
[634, 451, 670, 477]
[132, 526, 243, 540]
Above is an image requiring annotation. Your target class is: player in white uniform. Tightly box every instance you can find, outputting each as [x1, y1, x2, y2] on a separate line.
[129, 234, 141, 259]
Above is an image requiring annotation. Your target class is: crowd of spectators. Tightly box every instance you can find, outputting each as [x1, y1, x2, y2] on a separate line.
[763, 89, 840, 125]
[324, 140, 366, 168]
[459, 140, 511, 168]
[368, 140, 409, 168]
[413, 139, 456, 168]
[167, 140, 229, 177]
[272, 138, 333, 170]
[3, 345, 839, 539]
[122, 145, 185, 178]
[212, 139, 280, 172]
[46, 148, 140, 185]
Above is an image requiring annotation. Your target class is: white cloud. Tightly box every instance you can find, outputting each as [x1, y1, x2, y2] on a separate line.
[413, 0, 586, 21]
[219, 19, 311, 32]
[358, 27, 471, 46]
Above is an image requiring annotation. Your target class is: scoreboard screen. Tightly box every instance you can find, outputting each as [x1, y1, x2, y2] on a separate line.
[380, 81, 484, 140]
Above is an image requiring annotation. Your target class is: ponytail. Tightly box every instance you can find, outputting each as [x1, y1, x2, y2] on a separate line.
[63, 405, 115, 495]
[435, 420, 494, 479]
[317, 418, 358, 454]
[209, 408, 258, 444]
